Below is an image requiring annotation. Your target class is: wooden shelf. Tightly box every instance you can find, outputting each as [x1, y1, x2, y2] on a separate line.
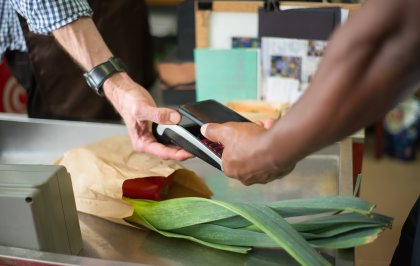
[195, 1, 360, 48]
[146, 0, 182, 6]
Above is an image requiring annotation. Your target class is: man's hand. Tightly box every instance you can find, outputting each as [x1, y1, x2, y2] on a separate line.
[52, 18, 192, 161]
[201, 121, 295, 185]
[103, 72, 193, 161]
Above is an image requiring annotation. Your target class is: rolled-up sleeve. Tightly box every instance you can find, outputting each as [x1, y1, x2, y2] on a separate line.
[9, 0, 93, 34]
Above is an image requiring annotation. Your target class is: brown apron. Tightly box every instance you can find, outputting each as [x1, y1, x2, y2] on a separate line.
[20, 0, 156, 121]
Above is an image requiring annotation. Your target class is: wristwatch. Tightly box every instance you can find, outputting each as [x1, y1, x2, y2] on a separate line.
[83, 57, 128, 95]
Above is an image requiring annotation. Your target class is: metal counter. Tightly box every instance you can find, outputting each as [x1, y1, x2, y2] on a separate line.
[0, 114, 353, 266]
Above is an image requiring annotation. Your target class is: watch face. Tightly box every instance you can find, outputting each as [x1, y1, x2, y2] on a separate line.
[83, 73, 97, 89]
[86, 77, 95, 89]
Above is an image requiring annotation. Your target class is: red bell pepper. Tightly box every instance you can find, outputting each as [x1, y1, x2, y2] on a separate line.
[122, 175, 174, 201]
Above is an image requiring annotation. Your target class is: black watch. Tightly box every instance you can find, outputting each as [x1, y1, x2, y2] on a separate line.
[83, 57, 128, 95]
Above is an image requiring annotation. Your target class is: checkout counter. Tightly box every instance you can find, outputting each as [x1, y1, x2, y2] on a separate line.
[0, 113, 354, 265]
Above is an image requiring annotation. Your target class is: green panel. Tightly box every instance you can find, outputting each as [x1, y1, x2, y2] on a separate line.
[194, 49, 259, 103]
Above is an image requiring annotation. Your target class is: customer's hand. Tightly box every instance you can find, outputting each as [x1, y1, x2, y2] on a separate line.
[201, 121, 295, 185]
[103, 73, 193, 161]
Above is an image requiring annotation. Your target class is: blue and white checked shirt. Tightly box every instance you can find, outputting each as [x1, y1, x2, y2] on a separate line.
[0, 0, 92, 60]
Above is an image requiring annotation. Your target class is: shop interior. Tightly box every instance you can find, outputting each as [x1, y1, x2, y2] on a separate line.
[0, 1, 419, 266]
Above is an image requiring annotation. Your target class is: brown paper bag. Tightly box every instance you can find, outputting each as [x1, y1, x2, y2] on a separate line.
[54, 135, 213, 222]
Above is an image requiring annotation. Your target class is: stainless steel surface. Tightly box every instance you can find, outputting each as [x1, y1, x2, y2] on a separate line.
[0, 245, 146, 266]
[0, 114, 353, 265]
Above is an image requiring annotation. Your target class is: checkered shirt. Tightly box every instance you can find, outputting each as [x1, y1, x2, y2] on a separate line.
[1, 0, 92, 60]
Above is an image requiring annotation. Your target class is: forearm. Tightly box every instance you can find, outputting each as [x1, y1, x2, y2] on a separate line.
[51, 17, 144, 104]
[264, 0, 420, 166]
[52, 17, 112, 71]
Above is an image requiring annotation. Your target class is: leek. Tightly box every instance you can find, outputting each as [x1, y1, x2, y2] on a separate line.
[124, 196, 392, 266]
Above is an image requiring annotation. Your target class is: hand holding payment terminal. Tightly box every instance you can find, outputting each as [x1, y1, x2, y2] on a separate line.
[152, 100, 250, 170]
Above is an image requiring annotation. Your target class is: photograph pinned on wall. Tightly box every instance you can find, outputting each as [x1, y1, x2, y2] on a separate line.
[270, 55, 302, 80]
[232, 37, 261, 48]
[307, 40, 327, 57]
[261, 37, 328, 105]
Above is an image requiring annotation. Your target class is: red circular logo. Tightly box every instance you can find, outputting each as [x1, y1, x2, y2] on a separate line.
[0, 60, 27, 113]
[3, 77, 27, 113]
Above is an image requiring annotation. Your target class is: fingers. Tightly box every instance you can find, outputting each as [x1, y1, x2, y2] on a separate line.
[264, 118, 276, 129]
[254, 120, 264, 127]
[112, 84, 190, 160]
[236, 164, 295, 186]
[126, 120, 193, 161]
[143, 142, 194, 161]
[132, 134, 193, 161]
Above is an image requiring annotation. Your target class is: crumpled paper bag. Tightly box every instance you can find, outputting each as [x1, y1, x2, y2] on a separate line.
[54, 135, 212, 222]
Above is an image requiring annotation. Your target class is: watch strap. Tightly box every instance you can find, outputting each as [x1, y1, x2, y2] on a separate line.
[83, 57, 127, 95]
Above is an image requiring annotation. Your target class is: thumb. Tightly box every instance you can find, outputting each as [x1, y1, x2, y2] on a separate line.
[139, 106, 181, 124]
[201, 123, 223, 143]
